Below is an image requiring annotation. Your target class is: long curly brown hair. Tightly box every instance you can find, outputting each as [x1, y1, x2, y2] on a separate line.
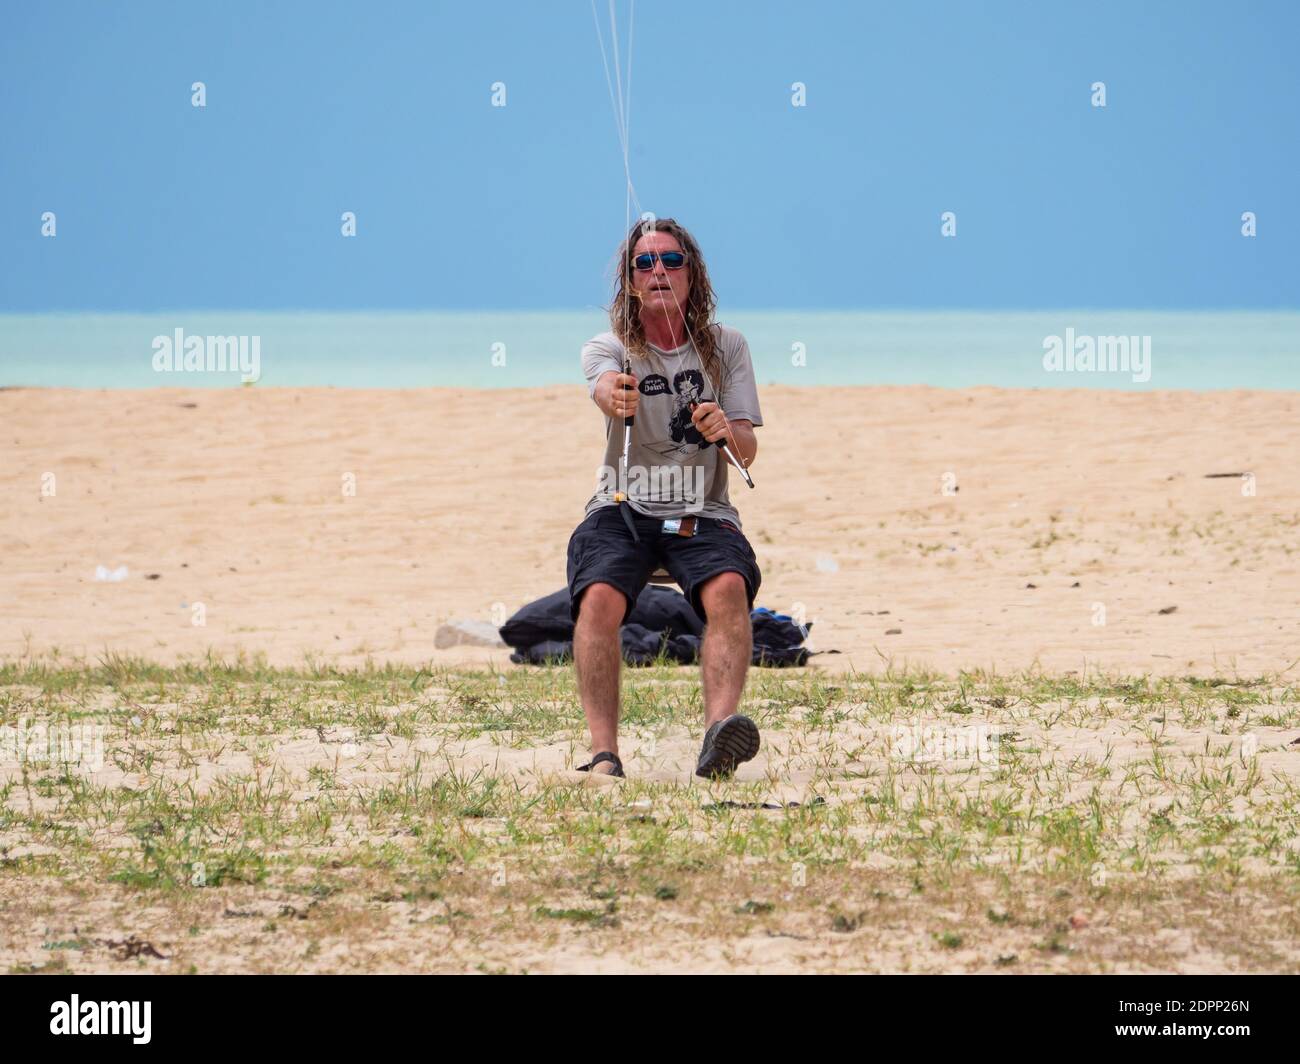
[608, 216, 722, 392]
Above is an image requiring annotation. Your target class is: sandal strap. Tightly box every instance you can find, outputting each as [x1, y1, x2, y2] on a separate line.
[576, 751, 624, 777]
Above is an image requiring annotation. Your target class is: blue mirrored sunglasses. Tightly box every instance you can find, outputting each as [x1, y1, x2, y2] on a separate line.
[632, 251, 687, 271]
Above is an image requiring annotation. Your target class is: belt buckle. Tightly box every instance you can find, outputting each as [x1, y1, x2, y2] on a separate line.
[661, 518, 682, 535]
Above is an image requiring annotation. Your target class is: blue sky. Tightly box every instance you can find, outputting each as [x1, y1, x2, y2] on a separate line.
[2, 0, 1295, 311]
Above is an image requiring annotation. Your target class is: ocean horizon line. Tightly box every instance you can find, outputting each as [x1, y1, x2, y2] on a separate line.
[3, 309, 1296, 392]
[3, 307, 1299, 317]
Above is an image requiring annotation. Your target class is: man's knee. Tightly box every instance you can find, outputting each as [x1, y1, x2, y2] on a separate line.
[698, 571, 749, 620]
[576, 583, 628, 630]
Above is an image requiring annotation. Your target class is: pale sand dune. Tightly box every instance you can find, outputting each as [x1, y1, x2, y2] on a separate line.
[2, 385, 1297, 677]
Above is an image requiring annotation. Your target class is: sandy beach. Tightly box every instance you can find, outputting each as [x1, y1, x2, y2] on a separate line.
[4, 384, 1300, 975]
[3, 384, 1298, 677]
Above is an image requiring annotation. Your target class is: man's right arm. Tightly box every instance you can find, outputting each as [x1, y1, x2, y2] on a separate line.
[592, 370, 639, 419]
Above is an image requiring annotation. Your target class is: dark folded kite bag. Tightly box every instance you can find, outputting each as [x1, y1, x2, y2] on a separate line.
[499, 586, 817, 667]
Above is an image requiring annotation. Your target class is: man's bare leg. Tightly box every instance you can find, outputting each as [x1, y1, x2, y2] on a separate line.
[698, 572, 753, 726]
[573, 583, 627, 774]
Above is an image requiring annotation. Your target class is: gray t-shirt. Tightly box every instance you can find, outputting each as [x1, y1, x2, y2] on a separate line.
[581, 324, 763, 527]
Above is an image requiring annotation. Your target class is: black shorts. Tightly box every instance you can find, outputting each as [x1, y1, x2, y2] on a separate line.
[566, 506, 762, 624]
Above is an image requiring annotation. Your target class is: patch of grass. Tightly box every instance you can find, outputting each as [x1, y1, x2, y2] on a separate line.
[2, 658, 1299, 972]
[535, 904, 617, 927]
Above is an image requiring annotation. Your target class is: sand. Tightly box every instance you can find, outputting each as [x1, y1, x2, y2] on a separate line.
[4, 385, 1300, 974]
[2, 384, 1298, 677]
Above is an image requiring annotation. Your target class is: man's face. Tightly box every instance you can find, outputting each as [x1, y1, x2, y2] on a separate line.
[629, 232, 690, 315]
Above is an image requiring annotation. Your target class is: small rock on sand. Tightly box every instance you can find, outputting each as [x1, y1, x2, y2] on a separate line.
[434, 619, 506, 649]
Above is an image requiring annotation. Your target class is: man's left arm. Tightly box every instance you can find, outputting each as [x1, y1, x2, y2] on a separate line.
[726, 419, 757, 467]
[690, 408, 757, 467]
[690, 330, 762, 467]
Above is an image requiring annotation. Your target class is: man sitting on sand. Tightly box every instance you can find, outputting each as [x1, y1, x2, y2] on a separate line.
[567, 217, 764, 780]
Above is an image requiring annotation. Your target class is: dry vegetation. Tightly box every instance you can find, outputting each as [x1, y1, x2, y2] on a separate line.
[2, 656, 1298, 973]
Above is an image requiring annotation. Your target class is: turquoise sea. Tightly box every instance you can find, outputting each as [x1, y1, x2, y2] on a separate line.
[1, 311, 1296, 390]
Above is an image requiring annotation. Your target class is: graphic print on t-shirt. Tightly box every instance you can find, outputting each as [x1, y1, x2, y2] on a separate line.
[640, 368, 709, 461]
[639, 373, 669, 396]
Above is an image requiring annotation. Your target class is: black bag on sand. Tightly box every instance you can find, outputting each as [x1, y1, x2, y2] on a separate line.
[499, 587, 818, 667]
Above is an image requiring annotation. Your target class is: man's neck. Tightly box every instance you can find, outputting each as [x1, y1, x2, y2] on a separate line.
[640, 311, 688, 351]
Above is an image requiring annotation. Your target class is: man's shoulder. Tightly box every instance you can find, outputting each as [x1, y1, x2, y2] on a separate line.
[710, 323, 751, 359]
[583, 331, 625, 356]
